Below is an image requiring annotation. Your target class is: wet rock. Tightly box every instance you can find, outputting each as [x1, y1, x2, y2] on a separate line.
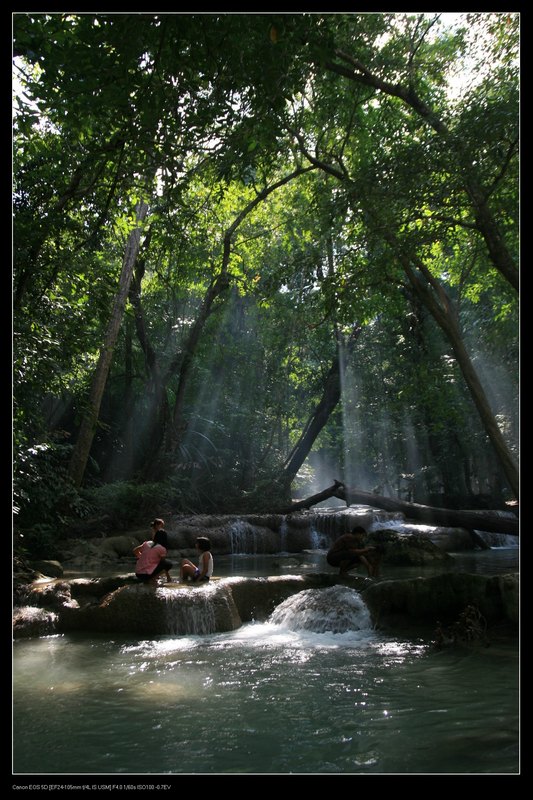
[13, 606, 58, 638]
[224, 574, 369, 623]
[495, 573, 519, 624]
[166, 516, 283, 554]
[25, 581, 79, 611]
[13, 571, 518, 639]
[99, 535, 141, 558]
[362, 571, 519, 627]
[13, 554, 42, 590]
[367, 530, 454, 565]
[30, 560, 64, 578]
[59, 581, 242, 636]
[68, 575, 137, 599]
[382, 525, 475, 551]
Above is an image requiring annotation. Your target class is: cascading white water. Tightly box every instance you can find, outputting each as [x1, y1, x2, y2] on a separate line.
[229, 519, 258, 553]
[476, 531, 519, 548]
[279, 515, 288, 552]
[311, 507, 404, 541]
[308, 527, 330, 550]
[269, 585, 372, 634]
[161, 588, 217, 635]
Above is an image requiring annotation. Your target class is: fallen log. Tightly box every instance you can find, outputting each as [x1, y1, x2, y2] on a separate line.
[278, 480, 345, 513]
[280, 481, 519, 537]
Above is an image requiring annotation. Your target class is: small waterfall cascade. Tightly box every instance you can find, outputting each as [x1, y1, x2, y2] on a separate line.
[308, 527, 330, 550]
[475, 531, 519, 548]
[269, 585, 372, 634]
[279, 515, 288, 552]
[229, 519, 260, 553]
[311, 507, 404, 541]
[161, 586, 217, 635]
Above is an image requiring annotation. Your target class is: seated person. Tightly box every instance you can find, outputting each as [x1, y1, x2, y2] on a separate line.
[180, 536, 213, 582]
[326, 526, 381, 577]
[133, 529, 173, 584]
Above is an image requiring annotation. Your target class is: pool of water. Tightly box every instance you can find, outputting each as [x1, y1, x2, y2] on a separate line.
[14, 548, 520, 777]
[13, 615, 519, 775]
[62, 545, 519, 582]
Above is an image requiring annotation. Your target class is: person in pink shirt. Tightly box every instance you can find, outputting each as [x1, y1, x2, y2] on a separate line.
[133, 528, 173, 584]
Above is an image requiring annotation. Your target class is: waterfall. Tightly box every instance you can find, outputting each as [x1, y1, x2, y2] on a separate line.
[160, 583, 241, 636]
[311, 507, 404, 541]
[229, 519, 259, 553]
[269, 585, 372, 634]
[161, 587, 217, 635]
[279, 515, 288, 552]
[475, 531, 519, 548]
[308, 527, 330, 550]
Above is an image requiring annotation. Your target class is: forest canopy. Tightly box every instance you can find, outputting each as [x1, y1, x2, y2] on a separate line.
[12, 12, 519, 555]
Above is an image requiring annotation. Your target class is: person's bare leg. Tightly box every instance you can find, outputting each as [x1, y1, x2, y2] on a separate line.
[359, 555, 373, 577]
[180, 560, 196, 581]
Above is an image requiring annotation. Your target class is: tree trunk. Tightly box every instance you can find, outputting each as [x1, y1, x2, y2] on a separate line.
[167, 165, 318, 453]
[282, 353, 341, 485]
[167, 270, 231, 451]
[324, 53, 519, 292]
[277, 480, 345, 512]
[278, 481, 519, 536]
[126, 230, 172, 478]
[68, 201, 149, 487]
[337, 484, 519, 536]
[397, 251, 519, 500]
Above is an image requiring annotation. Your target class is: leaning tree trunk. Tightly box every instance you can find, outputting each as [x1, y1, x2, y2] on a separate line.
[398, 250, 519, 500]
[68, 201, 149, 487]
[282, 354, 341, 486]
[293, 144, 518, 497]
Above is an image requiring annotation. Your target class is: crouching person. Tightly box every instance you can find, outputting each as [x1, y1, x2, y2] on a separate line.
[326, 526, 381, 577]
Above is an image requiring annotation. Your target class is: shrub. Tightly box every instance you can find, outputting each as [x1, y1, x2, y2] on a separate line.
[84, 481, 171, 527]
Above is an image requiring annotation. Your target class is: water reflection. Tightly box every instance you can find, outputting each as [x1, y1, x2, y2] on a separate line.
[13, 617, 518, 775]
[63, 546, 519, 582]
[15, 548, 519, 775]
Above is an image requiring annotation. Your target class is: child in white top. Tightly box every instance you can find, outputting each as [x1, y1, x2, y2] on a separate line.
[180, 537, 213, 582]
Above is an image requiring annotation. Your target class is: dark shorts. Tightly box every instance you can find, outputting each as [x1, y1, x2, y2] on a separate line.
[192, 568, 209, 582]
[136, 572, 155, 582]
[326, 551, 361, 568]
[136, 559, 173, 582]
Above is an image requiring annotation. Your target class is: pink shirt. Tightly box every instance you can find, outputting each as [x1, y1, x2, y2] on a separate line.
[135, 541, 167, 575]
